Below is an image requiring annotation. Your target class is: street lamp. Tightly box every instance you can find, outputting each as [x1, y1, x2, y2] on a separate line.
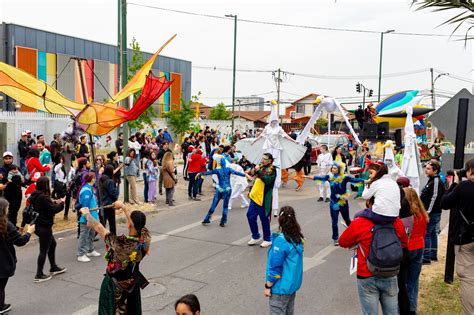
[225, 14, 237, 136]
[377, 29, 395, 103]
[431, 71, 449, 109]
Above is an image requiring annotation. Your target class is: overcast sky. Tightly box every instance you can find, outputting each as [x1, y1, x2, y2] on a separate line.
[2, 0, 473, 110]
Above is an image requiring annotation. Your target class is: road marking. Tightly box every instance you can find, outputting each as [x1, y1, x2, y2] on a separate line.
[231, 223, 279, 245]
[303, 245, 338, 272]
[72, 304, 97, 315]
[151, 216, 222, 244]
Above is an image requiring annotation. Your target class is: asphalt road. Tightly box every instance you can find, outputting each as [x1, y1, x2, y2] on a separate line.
[7, 180, 367, 315]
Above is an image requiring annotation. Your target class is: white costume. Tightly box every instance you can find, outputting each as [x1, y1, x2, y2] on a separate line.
[316, 152, 333, 199]
[401, 106, 421, 193]
[228, 163, 249, 209]
[384, 140, 404, 181]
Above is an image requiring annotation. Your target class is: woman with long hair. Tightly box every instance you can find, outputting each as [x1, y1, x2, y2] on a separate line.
[53, 155, 67, 200]
[0, 198, 34, 313]
[124, 149, 140, 205]
[146, 151, 159, 204]
[162, 152, 176, 206]
[332, 146, 346, 168]
[25, 148, 52, 181]
[402, 187, 429, 314]
[175, 294, 201, 315]
[141, 150, 150, 203]
[30, 176, 66, 282]
[265, 206, 304, 315]
[99, 165, 119, 235]
[106, 151, 123, 187]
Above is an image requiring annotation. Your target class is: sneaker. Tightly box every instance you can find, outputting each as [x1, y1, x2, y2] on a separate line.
[247, 238, 261, 246]
[422, 259, 431, 265]
[198, 193, 204, 196]
[34, 274, 52, 283]
[201, 220, 211, 225]
[193, 197, 201, 201]
[77, 255, 91, 263]
[219, 223, 225, 227]
[228, 206, 232, 210]
[296, 186, 302, 191]
[50, 266, 67, 276]
[168, 202, 175, 207]
[0, 304, 12, 314]
[333, 240, 339, 246]
[318, 197, 323, 202]
[86, 250, 101, 257]
[273, 209, 279, 217]
[260, 241, 272, 248]
[431, 257, 438, 262]
[325, 198, 330, 203]
[241, 204, 249, 209]
[188, 196, 193, 200]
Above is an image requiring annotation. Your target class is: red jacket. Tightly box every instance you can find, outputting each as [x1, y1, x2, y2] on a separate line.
[187, 153, 203, 173]
[339, 217, 408, 278]
[199, 157, 208, 173]
[26, 157, 51, 175]
[408, 215, 427, 251]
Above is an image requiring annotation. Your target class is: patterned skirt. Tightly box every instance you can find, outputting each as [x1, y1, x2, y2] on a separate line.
[98, 274, 142, 315]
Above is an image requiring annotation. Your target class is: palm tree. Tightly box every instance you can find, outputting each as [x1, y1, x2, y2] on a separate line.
[413, 1, 474, 42]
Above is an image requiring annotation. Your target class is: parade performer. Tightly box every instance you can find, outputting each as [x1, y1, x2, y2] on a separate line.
[228, 158, 249, 210]
[80, 201, 151, 315]
[356, 144, 371, 199]
[200, 155, 247, 227]
[316, 145, 333, 202]
[247, 153, 277, 248]
[305, 162, 364, 245]
[383, 140, 404, 181]
[249, 101, 305, 217]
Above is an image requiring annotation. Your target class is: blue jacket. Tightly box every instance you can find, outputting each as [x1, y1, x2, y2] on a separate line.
[78, 183, 99, 224]
[200, 166, 245, 192]
[266, 232, 304, 295]
[313, 174, 364, 208]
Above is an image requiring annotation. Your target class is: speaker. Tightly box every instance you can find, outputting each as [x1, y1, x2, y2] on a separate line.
[394, 129, 402, 147]
[363, 123, 378, 139]
[377, 122, 389, 139]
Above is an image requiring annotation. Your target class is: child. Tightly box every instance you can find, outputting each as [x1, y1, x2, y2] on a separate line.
[7, 164, 23, 183]
[305, 162, 364, 245]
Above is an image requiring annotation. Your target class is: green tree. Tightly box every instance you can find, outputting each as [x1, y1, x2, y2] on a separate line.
[164, 97, 195, 143]
[413, 1, 474, 42]
[208, 102, 230, 120]
[127, 37, 158, 129]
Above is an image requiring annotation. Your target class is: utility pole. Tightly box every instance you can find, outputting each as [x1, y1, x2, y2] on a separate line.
[120, 0, 129, 202]
[430, 67, 436, 109]
[226, 14, 237, 136]
[362, 86, 366, 109]
[378, 30, 395, 102]
[276, 68, 281, 120]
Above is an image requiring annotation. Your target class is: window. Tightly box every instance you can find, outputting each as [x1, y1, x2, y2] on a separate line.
[296, 104, 305, 114]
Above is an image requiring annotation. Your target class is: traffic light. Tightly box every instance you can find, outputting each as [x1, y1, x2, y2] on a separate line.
[356, 83, 361, 93]
[368, 89, 374, 97]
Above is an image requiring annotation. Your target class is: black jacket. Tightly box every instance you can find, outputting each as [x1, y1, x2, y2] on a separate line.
[100, 175, 119, 206]
[441, 180, 474, 245]
[157, 148, 172, 166]
[0, 164, 23, 201]
[420, 175, 445, 215]
[304, 141, 312, 160]
[18, 139, 31, 159]
[30, 190, 64, 227]
[0, 221, 31, 278]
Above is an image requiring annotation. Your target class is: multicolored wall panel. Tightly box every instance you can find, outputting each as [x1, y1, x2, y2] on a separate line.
[170, 72, 182, 111]
[93, 60, 110, 102]
[164, 72, 170, 112]
[16, 46, 38, 112]
[85, 60, 94, 102]
[37, 51, 47, 82]
[46, 53, 56, 87]
[56, 54, 76, 101]
[108, 64, 115, 100]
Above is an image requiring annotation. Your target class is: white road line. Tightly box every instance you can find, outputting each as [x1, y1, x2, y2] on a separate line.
[72, 304, 97, 315]
[303, 245, 338, 272]
[231, 223, 279, 245]
[151, 216, 222, 244]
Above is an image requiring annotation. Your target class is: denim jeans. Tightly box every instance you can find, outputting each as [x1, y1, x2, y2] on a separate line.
[357, 276, 399, 315]
[407, 248, 423, 312]
[19, 158, 27, 176]
[77, 223, 95, 256]
[246, 200, 271, 242]
[424, 212, 441, 261]
[203, 190, 231, 225]
[330, 204, 351, 240]
[269, 293, 296, 315]
[188, 172, 199, 198]
[143, 172, 149, 202]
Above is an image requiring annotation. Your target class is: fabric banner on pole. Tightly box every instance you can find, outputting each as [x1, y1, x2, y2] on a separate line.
[401, 106, 421, 193]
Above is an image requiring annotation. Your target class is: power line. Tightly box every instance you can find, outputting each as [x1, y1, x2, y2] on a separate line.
[128, 2, 465, 38]
[193, 65, 272, 73]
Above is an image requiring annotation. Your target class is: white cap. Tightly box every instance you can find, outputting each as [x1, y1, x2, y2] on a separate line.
[3, 151, 13, 158]
[25, 130, 32, 134]
[21, 132, 28, 136]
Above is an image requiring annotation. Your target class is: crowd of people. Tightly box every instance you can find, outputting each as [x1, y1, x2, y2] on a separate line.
[0, 123, 473, 315]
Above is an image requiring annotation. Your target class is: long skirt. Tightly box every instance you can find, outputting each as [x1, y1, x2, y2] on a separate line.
[99, 275, 142, 315]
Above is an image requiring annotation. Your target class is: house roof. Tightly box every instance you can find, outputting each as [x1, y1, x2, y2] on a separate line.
[230, 111, 271, 122]
[292, 93, 320, 105]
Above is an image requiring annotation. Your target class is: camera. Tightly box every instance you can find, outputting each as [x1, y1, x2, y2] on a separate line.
[447, 169, 467, 179]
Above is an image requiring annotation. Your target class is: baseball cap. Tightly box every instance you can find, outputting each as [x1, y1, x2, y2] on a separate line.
[3, 151, 13, 158]
[188, 146, 195, 152]
[396, 177, 410, 188]
[21, 132, 27, 136]
[25, 130, 32, 134]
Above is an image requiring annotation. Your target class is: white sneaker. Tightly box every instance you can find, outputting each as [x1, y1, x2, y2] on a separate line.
[247, 238, 262, 246]
[86, 250, 101, 257]
[241, 204, 249, 208]
[273, 209, 279, 217]
[260, 241, 272, 248]
[77, 255, 91, 262]
[228, 206, 232, 210]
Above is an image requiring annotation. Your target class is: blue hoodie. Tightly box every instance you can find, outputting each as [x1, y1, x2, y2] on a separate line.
[266, 232, 304, 295]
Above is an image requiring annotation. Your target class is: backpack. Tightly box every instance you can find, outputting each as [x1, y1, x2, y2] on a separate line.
[69, 171, 83, 200]
[362, 223, 403, 278]
[22, 198, 39, 225]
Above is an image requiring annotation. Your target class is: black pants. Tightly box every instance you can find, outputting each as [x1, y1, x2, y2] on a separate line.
[35, 225, 57, 276]
[103, 207, 116, 235]
[0, 277, 8, 307]
[398, 252, 410, 315]
[64, 191, 72, 218]
[6, 195, 22, 227]
[303, 160, 311, 175]
[182, 155, 188, 179]
[188, 173, 199, 198]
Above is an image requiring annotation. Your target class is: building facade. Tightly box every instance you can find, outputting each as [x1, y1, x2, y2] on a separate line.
[235, 96, 265, 111]
[0, 23, 192, 115]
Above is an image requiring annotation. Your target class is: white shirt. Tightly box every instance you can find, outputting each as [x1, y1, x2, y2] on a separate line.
[317, 152, 333, 174]
[261, 125, 286, 150]
[362, 174, 400, 217]
[54, 164, 67, 183]
[128, 140, 141, 153]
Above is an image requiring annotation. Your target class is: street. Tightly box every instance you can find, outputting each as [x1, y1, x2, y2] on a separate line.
[8, 180, 363, 315]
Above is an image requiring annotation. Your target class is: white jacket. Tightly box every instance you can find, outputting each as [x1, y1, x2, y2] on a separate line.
[362, 174, 400, 217]
[317, 152, 333, 174]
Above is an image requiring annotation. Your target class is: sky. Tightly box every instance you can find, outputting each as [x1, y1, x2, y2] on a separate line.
[1, 0, 473, 110]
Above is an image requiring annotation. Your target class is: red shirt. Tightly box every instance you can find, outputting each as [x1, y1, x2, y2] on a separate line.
[408, 215, 427, 251]
[339, 217, 408, 278]
[199, 157, 208, 173]
[187, 153, 202, 173]
[25, 183, 37, 205]
[26, 157, 51, 175]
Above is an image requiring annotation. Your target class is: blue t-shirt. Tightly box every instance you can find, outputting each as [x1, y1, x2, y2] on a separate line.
[78, 183, 99, 224]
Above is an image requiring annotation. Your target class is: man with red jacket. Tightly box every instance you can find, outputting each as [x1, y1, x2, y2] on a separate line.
[339, 203, 408, 315]
[187, 146, 203, 201]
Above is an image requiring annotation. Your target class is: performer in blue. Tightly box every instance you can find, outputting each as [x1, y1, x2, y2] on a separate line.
[199, 155, 248, 227]
[305, 162, 364, 245]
